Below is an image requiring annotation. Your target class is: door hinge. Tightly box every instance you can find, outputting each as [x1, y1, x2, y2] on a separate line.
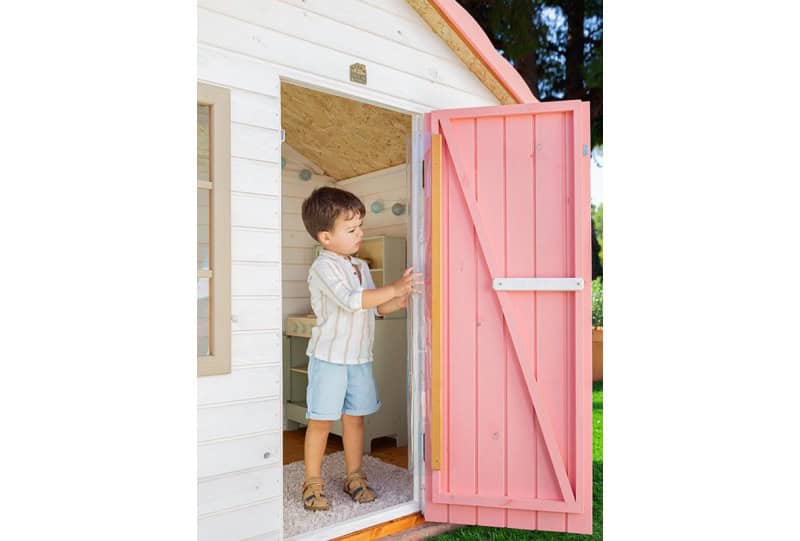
[582, 144, 589, 157]
[422, 432, 425, 462]
[421, 160, 425, 189]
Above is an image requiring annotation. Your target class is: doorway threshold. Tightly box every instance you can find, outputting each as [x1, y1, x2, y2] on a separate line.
[285, 501, 421, 541]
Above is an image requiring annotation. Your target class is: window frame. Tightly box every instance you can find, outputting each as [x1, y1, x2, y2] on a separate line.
[197, 82, 232, 377]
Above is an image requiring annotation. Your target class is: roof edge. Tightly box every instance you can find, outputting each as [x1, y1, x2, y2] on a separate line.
[408, 0, 538, 105]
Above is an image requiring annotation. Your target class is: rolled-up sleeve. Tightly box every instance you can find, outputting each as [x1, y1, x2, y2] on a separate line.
[311, 259, 364, 312]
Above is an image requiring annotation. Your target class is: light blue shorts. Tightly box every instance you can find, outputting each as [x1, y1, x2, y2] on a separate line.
[305, 356, 382, 421]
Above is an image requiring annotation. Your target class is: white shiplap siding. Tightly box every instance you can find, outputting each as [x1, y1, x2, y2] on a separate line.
[198, 43, 284, 541]
[198, 0, 499, 113]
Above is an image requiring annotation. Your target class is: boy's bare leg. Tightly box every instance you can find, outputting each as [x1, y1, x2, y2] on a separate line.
[341, 414, 364, 474]
[304, 419, 332, 480]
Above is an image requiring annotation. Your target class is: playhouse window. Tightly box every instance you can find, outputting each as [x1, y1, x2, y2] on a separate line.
[197, 83, 232, 377]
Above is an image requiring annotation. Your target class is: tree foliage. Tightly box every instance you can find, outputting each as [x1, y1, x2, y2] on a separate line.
[457, 0, 603, 147]
[592, 202, 603, 265]
[591, 204, 602, 280]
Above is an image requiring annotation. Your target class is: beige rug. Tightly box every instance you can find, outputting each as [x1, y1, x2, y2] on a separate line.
[283, 451, 413, 539]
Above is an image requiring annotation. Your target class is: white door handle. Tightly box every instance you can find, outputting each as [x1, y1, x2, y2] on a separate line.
[492, 277, 584, 291]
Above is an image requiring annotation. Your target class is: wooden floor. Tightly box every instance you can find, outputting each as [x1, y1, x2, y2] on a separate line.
[283, 428, 409, 469]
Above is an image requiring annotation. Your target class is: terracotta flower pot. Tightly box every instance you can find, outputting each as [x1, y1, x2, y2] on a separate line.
[592, 327, 603, 382]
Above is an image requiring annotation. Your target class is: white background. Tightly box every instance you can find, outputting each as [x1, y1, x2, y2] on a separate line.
[1, 1, 799, 539]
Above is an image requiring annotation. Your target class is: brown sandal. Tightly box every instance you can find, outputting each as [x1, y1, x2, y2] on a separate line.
[343, 470, 377, 503]
[302, 477, 330, 511]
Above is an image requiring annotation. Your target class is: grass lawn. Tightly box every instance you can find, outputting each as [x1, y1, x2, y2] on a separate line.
[430, 381, 603, 540]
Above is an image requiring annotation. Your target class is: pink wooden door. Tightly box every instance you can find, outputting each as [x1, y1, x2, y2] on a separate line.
[423, 101, 592, 534]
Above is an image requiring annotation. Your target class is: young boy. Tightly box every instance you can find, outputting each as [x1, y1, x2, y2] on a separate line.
[299, 186, 422, 511]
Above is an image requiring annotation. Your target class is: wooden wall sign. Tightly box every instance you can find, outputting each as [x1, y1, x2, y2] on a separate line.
[350, 63, 367, 84]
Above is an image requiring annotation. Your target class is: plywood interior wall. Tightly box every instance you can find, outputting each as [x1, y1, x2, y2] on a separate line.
[281, 82, 412, 180]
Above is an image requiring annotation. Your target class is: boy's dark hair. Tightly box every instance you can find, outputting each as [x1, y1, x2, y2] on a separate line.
[301, 186, 366, 242]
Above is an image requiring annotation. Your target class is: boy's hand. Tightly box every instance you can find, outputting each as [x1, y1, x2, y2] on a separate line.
[390, 267, 423, 298]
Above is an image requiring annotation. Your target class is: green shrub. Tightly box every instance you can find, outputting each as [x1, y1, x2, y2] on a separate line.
[592, 277, 603, 327]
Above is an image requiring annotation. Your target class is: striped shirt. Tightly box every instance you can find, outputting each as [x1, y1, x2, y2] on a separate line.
[306, 249, 382, 364]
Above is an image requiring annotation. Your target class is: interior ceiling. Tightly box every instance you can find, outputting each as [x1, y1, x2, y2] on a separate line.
[281, 82, 412, 181]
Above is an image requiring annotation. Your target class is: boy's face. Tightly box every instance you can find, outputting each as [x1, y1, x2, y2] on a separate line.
[318, 210, 364, 256]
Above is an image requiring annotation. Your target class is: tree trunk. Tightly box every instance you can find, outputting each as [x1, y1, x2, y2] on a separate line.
[563, 0, 585, 100]
[514, 50, 540, 100]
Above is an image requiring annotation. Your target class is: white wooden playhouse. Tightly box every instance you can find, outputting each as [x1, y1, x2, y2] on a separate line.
[197, 1, 593, 539]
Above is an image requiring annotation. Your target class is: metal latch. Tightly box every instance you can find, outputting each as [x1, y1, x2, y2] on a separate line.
[492, 277, 584, 291]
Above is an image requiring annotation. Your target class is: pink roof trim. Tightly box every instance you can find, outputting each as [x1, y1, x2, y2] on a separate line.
[427, 0, 538, 103]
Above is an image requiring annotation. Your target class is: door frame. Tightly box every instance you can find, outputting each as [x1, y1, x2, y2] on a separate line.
[278, 73, 428, 541]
